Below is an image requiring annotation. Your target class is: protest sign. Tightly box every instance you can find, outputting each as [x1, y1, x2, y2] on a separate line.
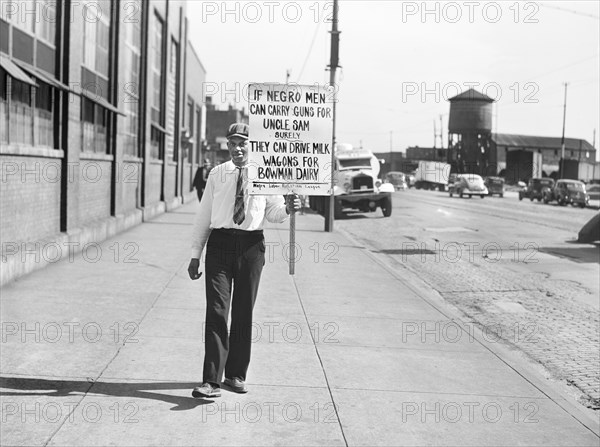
[247, 83, 334, 196]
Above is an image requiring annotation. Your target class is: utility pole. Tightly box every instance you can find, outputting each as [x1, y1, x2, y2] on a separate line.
[286, 69, 291, 84]
[325, 0, 339, 232]
[433, 115, 444, 152]
[389, 131, 393, 172]
[439, 115, 443, 149]
[560, 82, 568, 179]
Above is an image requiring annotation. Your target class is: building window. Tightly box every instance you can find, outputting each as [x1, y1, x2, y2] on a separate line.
[8, 77, 34, 144]
[35, 79, 53, 147]
[150, 12, 164, 125]
[554, 150, 558, 156]
[81, 0, 113, 153]
[165, 37, 177, 161]
[1, 0, 56, 71]
[17, 0, 35, 33]
[0, 63, 62, 148]
[150, 125, 163, 159]
[0, 69, 6, 143]
[122, 0, 141, 157]
[0, 1, 60, 148]
[36, 0, 56, 45]
[570, 151, 574, 157]
[187, 98, 194, 135]
[170, 39, 177, 74]
[150, 12, 165, 159]
[83, 0, 110, 79]
[81, 97, 108, 153]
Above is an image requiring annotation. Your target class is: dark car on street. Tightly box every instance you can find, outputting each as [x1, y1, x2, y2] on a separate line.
[384, 171, 408, 190]
[484, 176, 505, 197]
[543, 179, 590, 208]
[519, 177, 555, 201]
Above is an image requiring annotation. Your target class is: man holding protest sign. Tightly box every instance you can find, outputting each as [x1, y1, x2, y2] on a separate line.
[188, 122, 301, 398]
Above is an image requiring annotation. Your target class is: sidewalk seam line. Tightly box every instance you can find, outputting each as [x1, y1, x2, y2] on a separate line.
[275, 228, 349, 447]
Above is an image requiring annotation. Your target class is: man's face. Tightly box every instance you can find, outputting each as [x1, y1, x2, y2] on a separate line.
[228, 137, 249, 167]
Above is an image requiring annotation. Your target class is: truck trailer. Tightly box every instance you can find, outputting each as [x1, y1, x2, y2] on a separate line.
[414, 161, 451, 191]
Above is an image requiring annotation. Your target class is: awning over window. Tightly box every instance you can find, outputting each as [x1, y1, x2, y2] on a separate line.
[71, 84, 126, 116]
[12, 59, 70, 91]
[151, 122, 172, 136]
[0, 54, 38, 87]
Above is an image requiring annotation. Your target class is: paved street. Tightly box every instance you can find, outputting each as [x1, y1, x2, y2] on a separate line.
[337, 188, 600, 410]
[1, 201, 600, 446]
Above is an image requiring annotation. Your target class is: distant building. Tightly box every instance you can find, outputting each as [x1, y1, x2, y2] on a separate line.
[371, 151, 406, 176]
[405, 146, 447, 162]
[185, 41, 209, 180]
[439, 88, 598, 182]
[1, 0, 207, 285]
[492, 133, 597, 180]
[205, 97, 248, 165]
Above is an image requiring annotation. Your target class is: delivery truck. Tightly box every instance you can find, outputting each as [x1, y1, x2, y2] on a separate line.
[414, 161, 451, 191]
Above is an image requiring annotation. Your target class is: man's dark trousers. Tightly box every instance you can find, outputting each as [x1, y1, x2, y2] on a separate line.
[203, 229, 265, 385]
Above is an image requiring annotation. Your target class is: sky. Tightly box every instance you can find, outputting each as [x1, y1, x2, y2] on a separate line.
[187, 1, 600, 160]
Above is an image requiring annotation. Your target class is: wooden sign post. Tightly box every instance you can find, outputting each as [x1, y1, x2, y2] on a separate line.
[247, 83, 334, 274]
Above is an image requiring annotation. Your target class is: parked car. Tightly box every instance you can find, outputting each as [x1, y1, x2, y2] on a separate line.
[519, 177, 555, 201]
[586, 184, 600, 201]
[484, 176, 505, 197]
[448, 174, 488, 198]
[384, 171, 408, 191]
[543, 179, 590, 208]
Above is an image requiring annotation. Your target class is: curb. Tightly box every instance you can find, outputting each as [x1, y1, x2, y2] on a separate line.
[336, 225, 600, 437]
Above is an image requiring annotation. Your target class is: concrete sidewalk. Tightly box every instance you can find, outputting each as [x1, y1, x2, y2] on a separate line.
[1, 201, 598, 446]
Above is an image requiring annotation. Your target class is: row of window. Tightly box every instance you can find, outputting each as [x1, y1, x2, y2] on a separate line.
[0, 69, 53, 148]
[0, 1, 194, 162]
[0, 0, 56, 47]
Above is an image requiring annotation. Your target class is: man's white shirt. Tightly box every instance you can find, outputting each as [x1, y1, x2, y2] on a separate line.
[190, 160, 289, 259]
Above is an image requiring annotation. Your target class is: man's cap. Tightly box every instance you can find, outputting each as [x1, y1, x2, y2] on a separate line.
[226, 123, 249, 140]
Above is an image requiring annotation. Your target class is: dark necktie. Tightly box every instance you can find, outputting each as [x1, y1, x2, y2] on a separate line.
[233, 167, 245, 225]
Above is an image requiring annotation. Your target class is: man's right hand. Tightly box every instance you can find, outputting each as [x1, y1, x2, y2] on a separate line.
[188, 258, 202, 280]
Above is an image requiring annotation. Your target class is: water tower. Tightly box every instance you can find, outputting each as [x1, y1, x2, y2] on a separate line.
[447, 89, 495, 175]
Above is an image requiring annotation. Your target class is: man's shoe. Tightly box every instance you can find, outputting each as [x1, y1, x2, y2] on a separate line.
[192, 382, 221, 398]
[223, 377, 248, 393]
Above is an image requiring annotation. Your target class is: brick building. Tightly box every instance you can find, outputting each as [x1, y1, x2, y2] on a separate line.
[204, 97, 248, 166]
[0, 0, 207, 285]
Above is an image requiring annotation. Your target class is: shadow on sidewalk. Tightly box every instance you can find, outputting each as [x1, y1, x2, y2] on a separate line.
[0, 376, 213, 411]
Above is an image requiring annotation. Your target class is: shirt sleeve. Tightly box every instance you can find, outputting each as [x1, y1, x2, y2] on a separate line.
[190, 173, 214, 258]
[264, 195, 289, 224]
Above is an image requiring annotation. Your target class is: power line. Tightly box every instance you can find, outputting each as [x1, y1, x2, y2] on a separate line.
[296, 20, 321, 83]
[539, 2, 600, 20]
[524, 53, 599, 83]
